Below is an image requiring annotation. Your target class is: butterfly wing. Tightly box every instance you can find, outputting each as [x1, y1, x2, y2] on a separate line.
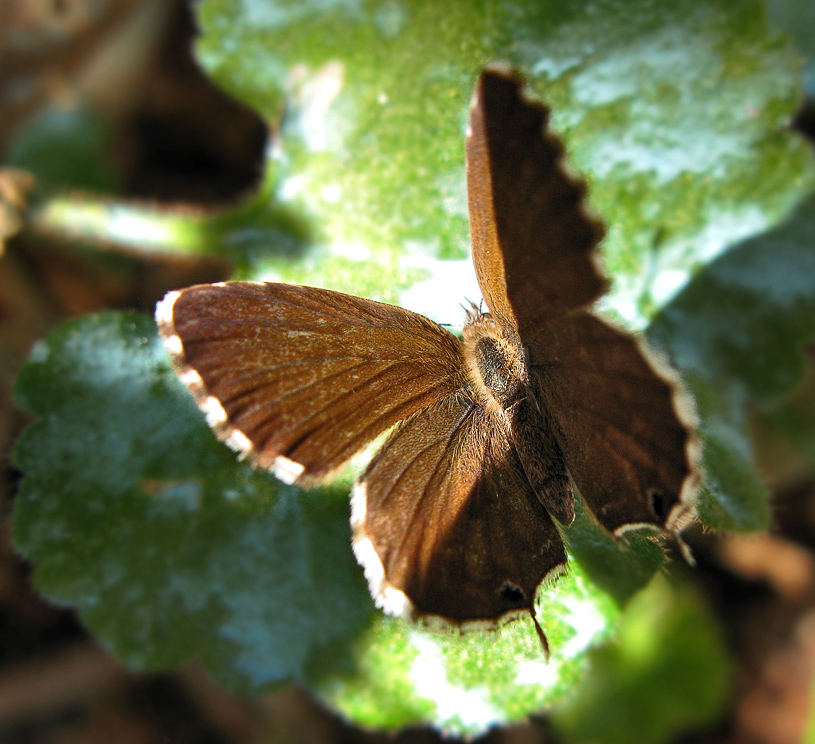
[466, 63, 607, 338]
[466, 64, 699, 536]
[156, 282, 466, 485]
[529, 312, 700, 535]
[352, 393, 566, 626]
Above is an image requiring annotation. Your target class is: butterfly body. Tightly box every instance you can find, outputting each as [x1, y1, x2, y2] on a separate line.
[156, 62, 700, 653]
[462, 307, 575, 528]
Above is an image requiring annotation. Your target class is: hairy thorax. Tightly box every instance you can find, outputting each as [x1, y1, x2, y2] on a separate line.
[462, 309, 527, 416]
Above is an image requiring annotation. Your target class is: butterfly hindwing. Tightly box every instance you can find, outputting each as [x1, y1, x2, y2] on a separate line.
[353, 393, 567, 627]
[529, 312, 699, 535]
[157, 282, 466, 485]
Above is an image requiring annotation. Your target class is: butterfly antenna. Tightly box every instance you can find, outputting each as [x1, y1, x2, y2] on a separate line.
[460, 298, 481, 322]
[530, 608, 551, 661]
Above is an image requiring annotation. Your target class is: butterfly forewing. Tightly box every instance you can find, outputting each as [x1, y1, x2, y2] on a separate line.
[467, 65, 608, 339]
[157, 282, 466, 484]
[353, 394, 566, 626]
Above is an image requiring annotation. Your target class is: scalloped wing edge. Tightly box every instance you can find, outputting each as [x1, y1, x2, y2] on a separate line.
[350, 480, 568, 649]
[155, 286, 308, 485]
[468, 60, 611, 316]
[605, 317, 702, 561]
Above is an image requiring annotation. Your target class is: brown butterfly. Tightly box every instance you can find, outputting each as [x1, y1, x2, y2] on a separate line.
[156, 62, 700, 655]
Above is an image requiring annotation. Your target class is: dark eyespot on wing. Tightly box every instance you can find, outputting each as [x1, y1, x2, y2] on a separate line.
[500, 581, 526, 605]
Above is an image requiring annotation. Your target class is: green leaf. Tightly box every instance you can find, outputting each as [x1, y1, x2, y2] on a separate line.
[320, 567, 622, 735]
[766, 0, 815, 99]
[648, 193, 815, 531]
[12, 312, 670, 735]
[752, 351, 815, 477]
[5, 104, 120, 193]
[550, 574, 731, 744]
[197, 0, 811, 325]
[562, 495, 666, 608]
[27, 165, 311, 263]
[11, 0, 815, 736]
[12, 312, 373, 692]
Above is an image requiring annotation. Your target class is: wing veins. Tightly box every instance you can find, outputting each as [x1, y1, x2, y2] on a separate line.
[390, 402, 479, 571]
[559, 400, 681, 472]
[533, 361, 674, 391]
[279, 380, 460, 465]
[217, 358, 373, 410]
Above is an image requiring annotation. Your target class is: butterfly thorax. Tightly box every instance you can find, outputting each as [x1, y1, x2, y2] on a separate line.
[462, 311, 526, 416]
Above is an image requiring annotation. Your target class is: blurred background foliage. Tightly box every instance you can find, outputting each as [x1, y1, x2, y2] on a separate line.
[1, 0, 815, 743]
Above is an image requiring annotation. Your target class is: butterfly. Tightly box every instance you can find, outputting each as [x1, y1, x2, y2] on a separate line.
[156, 62, 700, 655]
